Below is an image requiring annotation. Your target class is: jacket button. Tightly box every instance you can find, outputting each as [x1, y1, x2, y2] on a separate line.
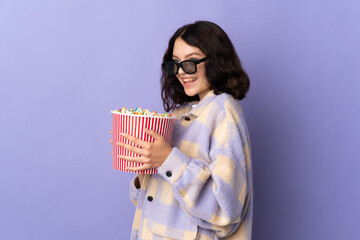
[147, 196, 153, 202]
[184, 116, 191, 121]
[166, 171, 172, 177]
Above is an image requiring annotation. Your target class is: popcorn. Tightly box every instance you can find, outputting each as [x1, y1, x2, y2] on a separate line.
[115, 107, 173, 117]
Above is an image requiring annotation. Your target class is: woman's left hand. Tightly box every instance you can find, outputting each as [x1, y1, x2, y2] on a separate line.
[116, 128, 173, 172]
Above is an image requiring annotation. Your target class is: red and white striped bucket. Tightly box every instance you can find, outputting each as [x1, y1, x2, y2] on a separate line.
[111, 111, 176, 174]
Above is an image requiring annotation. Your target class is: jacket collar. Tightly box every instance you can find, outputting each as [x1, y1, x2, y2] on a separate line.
[186, 90, 216, 117]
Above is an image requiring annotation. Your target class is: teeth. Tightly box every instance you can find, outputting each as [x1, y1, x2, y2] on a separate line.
[183, 78, 197, 83]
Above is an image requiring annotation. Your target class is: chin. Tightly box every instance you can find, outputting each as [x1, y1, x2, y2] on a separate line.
[184, 89, 198, 97]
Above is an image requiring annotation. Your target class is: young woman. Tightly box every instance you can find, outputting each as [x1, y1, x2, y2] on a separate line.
[118, 21, 252, 239]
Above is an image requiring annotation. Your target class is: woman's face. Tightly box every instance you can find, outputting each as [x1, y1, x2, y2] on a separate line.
[172, 38, 211, 100]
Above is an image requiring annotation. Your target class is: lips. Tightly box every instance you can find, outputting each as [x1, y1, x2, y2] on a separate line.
[183, 77, 197, 83]
[181, 77, 197, 87]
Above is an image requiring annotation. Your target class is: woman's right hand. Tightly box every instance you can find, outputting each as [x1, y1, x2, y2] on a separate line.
[110, 129, 144, 188]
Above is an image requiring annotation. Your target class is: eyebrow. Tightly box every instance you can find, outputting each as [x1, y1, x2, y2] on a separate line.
[172, 52, 202, 59]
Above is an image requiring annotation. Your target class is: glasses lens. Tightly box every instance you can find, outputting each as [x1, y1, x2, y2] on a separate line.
[182, 61, 196, 74]
[164, 62, 177, 75]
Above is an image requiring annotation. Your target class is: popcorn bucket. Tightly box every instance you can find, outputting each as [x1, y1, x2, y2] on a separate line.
[111, 111, 176, 174]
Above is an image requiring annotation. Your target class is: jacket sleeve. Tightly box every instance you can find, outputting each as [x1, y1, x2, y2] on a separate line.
[129, 176, 141, 207]
[157, 105, 251, 238]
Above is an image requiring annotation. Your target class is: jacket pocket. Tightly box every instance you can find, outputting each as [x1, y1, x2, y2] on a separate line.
[145, 218, 198, 240]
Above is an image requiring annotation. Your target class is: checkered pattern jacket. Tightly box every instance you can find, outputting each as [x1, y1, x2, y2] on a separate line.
[129, 91, 253, 240]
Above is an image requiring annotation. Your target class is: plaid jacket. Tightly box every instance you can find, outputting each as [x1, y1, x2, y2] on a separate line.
[129, 91, 253, 239]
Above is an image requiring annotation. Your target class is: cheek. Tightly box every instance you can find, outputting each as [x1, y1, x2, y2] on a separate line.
[198, 66, 207, 80]
[199, 68, 210, 86]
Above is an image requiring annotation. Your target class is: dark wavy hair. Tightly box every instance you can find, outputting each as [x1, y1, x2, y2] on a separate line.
[161, 21, 250, 112]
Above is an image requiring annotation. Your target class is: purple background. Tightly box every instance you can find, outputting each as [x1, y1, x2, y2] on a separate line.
[1, 1, 359, 239]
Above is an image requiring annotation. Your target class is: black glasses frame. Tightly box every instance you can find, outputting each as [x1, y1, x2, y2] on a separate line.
[162, 57, 206, 76]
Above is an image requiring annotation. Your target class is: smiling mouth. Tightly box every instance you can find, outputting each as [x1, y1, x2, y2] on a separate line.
[182, 77, 197, 83]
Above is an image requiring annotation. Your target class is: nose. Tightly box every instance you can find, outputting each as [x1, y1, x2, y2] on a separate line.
[178, 66, 185, 75]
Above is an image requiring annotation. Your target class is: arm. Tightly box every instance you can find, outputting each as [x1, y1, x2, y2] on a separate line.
[129, 173, 145, 207]
[157, 110, 251, 237]
[136, 174, 144, 188]
[121, 102, 251, 237]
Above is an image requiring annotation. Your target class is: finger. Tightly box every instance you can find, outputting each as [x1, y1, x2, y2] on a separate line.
[110, 139, 113, 144]
[126, 164, 151, 172]
[121, 133, 148, 148]
[118, 155, 144, 163]
[116, 142, 145, 156]
[144, 128, 163, 141]
[110, 129, 113, 134]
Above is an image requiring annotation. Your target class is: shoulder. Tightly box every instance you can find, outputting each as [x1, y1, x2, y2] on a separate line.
[212, 93, 243, 120]
[194, 93, 244, 128]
